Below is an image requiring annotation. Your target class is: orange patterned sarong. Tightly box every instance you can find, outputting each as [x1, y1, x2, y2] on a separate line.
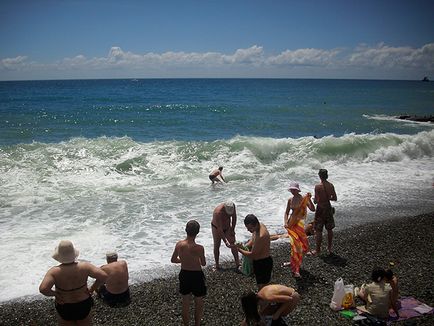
[285, 194, 311, 274]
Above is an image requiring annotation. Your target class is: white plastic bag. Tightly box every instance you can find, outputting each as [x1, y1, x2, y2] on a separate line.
[330, 277, 345, 310]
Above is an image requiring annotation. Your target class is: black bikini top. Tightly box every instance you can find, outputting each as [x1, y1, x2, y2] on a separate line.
[56, 282, 87, 292]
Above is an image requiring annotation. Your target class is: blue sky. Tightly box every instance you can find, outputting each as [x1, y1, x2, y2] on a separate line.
[1, 0, 433, 80]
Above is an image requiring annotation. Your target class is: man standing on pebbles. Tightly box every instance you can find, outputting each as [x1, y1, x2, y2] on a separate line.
[312, 169, 337, 255]
[171, 220, 207, 326]
[211, 200, 240, 271]
[234, 214, 272, 290]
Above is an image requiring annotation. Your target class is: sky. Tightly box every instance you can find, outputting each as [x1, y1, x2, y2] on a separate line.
[0, 0, 433, 80]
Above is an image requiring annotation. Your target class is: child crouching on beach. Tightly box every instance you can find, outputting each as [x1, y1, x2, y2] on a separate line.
[171, 220, 207, 326]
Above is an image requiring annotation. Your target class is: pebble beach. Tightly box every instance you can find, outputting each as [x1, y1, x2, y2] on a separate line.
[1, 212, 433, 326]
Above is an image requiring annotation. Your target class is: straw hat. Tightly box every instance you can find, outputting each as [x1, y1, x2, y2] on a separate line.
[52, 240, 79, 264]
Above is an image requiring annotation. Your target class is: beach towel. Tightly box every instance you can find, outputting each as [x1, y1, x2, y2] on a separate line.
[389, 296, 433, 322]
[356, 296, 433, 324]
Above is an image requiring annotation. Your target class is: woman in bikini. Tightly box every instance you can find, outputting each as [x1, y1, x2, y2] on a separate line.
[39, 240, 107, 325]
[283, 182, 315, 278]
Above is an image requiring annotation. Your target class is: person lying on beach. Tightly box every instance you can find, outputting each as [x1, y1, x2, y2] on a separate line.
[209, 166, 226, 184]
[171, 220, 207, 326]
[39, 240, 107, 326]
[233, 214, 272, 289]
[240, 284, 300, 326]
[212, 200, 240, 271]
[89, 251, 131, 307]
[355, 267, 396, 319]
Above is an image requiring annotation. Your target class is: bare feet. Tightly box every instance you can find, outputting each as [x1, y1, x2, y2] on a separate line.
[306, 250, 318, 256]
[293, 272, 301, 278]
[281, 262, 291, 267]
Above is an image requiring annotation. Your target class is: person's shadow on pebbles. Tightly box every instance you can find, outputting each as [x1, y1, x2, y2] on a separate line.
[319, 253, 347, 267]
[294, 270, 319, 294]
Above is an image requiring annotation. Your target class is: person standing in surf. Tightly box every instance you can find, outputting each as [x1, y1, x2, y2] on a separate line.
[209, 166, 226, 184]
[312, 169, 337, 255]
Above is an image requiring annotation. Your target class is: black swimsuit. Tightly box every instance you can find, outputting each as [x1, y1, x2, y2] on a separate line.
[55, 296, 93, 321]
[55, 282, 92, 321]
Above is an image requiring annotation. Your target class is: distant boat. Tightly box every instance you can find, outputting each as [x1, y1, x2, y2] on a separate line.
[422, 76, 430, 82]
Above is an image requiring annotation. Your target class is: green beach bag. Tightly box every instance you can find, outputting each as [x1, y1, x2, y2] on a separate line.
[238, 243, 253, 276]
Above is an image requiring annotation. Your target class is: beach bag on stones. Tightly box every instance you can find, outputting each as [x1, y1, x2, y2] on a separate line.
[241, 255, 253, 276]
[330, 277, 345, 310]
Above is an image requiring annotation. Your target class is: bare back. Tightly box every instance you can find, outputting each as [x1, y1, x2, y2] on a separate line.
[314, 181, 337, 207]
[258, 284, 295, 302]
[212, 204, 232, 230]
[175, 239, 206, 271]
[49, 262, 103, 303]
[101, 260, 129, 294]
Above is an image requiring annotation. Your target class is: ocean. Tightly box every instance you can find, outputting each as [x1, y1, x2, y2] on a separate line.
[0, 78, 433, 302]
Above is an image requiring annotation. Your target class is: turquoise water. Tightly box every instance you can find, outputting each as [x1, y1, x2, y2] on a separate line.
[0, 79, 433, 301]
[1, 79, 433, 145]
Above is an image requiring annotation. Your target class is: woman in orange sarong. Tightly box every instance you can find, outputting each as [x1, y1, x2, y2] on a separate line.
[283, 182, 315, 278]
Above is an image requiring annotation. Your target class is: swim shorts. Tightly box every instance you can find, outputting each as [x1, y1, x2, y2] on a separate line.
[252, 256, 273, 285]
[179, 269, 207, 297]
[314, 205, 335, 231]
[98, 285, 131, 307]
[55, 296, 93, 321]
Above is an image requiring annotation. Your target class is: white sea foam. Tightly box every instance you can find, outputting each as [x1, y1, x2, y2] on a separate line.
[0, 131, 434, 302]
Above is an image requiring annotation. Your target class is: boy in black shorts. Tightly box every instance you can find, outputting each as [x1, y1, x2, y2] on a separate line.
[171, 220, 207, 326]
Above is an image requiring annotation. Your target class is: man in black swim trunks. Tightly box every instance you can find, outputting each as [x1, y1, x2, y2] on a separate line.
[171, 220, 207, 326]
[90, 251, 131, 307]
[211, 200, 240, 270]
[234, 214, 273, 289]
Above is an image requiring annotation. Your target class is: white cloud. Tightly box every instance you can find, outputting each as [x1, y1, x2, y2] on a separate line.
[349, 43, 434, 69]
[222, 45, 264, 64]
[267, 48, 340, 66]
[1, 56, 28, 69]
[0, 43, 433, 79]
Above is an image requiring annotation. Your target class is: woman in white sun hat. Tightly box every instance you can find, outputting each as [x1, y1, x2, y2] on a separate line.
[283, 182, 315, 278]
[39, 240, 107, 325]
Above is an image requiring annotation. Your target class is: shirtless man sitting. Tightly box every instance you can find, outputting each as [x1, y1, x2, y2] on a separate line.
[234, 214, 272, 289]
[90, 251, 131, 307]
[240, 284, 300, 326]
